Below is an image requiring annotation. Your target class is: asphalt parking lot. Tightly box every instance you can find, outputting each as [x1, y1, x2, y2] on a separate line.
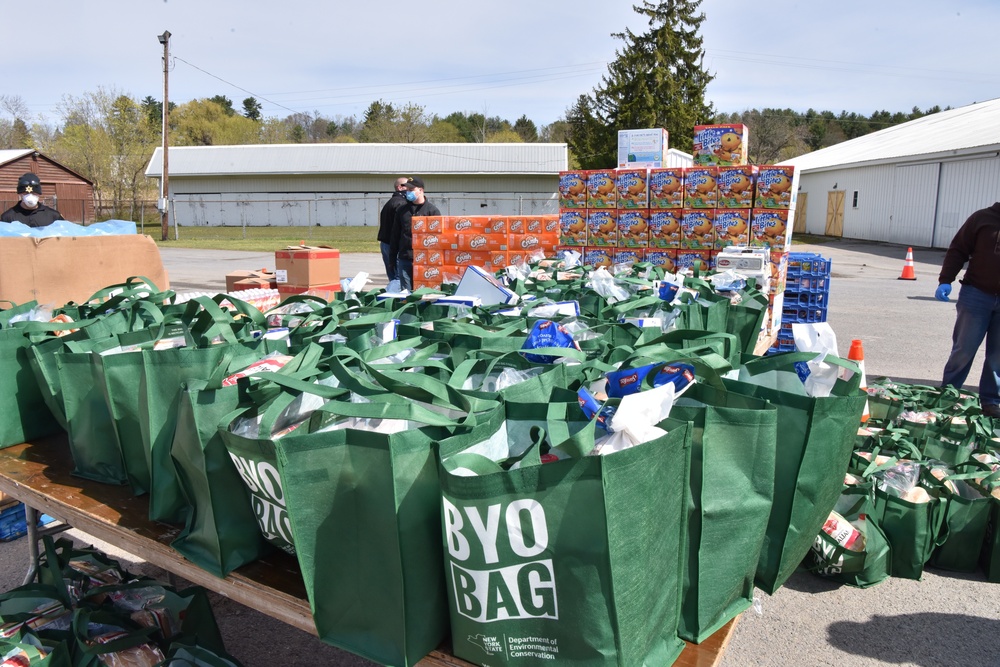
[0, 238, 995, 667]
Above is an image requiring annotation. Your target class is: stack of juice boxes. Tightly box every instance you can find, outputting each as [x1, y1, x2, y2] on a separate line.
[559, 123, 798, 340]
[411, 214, 560, 289]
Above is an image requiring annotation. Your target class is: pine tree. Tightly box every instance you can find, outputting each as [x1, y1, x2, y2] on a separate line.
[589, 0, 714, 159]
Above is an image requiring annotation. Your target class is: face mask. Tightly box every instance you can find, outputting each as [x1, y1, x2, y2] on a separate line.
[21, 194, 39, 208]
[405, 191, 417, 202]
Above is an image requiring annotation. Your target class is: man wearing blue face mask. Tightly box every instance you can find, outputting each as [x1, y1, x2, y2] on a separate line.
[388, 176, 440, 290]
[1, 173, 65, 226]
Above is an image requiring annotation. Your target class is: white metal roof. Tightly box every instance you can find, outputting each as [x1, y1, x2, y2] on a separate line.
[782, 98, 1000, 173]
[0, 149, 33, 167]
[145, 143, 568, 178]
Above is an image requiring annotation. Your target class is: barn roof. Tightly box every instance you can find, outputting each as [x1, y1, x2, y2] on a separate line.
[145, 143, 569, 178]
[782, 97, 1000, 173]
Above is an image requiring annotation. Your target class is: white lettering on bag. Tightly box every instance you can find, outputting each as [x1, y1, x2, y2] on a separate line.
[230, 453, 295, 552]
[443, 497, 557, 622]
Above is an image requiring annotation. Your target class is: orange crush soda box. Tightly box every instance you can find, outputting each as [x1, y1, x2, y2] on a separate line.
[412, 247, 444, 266]
[446, 215, 504, 234]
[411, 232, 458, 250]
[455, 233, 508, 251]
[410, 216, 443, 234]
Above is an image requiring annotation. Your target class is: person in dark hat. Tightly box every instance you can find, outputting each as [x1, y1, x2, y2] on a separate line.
[377, 176, 409, 281]
[388, 176, 441, 290]
[1, 173, 64, 227]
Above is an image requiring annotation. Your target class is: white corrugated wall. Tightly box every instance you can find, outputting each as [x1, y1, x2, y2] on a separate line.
[796, 152, 1000, 248]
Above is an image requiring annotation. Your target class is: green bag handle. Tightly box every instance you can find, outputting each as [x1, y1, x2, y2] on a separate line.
[324, 354, 499, 415]
[943, 460, 1000, 488]
[442, 452, 506, 475]
[740, 351, 864, 393]
[545, 405, 600, 459]
[71, 608, 159, 657]
[308, 394, 467, 430]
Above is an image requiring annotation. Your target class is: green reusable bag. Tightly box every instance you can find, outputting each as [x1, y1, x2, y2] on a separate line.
[0, 302, 65, 446]
[726, 352, 867, 595]
[805, 485, 892, 589]
[170, 345, 326, 577]
[982, 491, 1000, 582]
[870, 470, 949, 581]
[68, 608, 163, 667]
[670, 382, 777, 643]
[162, 643, 244, 667]
[439, 414, 692, 666]
[927, 462, 998, 573]
[0, 632, 72, 667]
[55, 337, 135, 485]
[725, 286, 769, 355]
[221, 371, 489, 667]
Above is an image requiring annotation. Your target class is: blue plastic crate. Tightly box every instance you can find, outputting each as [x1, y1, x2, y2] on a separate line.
[796, 291, 828, 307]
[0, 503, 56, 542]
[787, 253, 832, 276]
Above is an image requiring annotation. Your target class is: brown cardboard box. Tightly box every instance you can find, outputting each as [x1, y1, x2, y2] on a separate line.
[226, 269, 276, 292]
[0, 235, 169, 307]
[274, 245, 340, 287]
[276, 283, 342, 302]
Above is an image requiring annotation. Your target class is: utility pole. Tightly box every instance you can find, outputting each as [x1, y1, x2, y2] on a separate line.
[158, 30, 171, 241]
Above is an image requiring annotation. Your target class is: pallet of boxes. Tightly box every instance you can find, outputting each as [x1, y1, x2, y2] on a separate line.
[558, 124, 799, 348]
[411, 215, 561, 289]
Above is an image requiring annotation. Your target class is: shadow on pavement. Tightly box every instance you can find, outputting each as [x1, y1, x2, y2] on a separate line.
[826, 613, 999, 666]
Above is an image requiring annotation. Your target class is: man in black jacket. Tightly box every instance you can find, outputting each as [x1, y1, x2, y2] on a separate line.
[389, 177, 441, 291]
[1, 173, 64, 227]
[377, 177, 408, 281]
[936, 202, 1000, 417]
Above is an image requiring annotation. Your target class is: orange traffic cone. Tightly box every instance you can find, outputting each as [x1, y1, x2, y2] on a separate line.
[898, 247, 917, 280]
[849, 339, 870, 423]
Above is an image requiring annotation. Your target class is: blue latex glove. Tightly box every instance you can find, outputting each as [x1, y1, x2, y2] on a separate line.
[935, 284, 952, 302]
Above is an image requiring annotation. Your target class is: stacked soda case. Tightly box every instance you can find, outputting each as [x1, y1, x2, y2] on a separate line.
[770, 252, 832, 354]
[411, 215, 560, 289]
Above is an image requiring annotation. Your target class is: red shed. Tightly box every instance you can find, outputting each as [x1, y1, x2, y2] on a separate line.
[0, 150, 95, 224]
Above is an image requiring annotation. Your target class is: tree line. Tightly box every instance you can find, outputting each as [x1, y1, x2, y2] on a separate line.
[0, 1, 948, 220]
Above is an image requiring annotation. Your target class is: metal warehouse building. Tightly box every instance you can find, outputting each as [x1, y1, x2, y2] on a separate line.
[144, 143, 567, 228]
[783, 98, 1000, 249]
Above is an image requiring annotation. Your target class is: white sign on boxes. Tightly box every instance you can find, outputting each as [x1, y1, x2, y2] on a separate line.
[617, 129, 670, 169]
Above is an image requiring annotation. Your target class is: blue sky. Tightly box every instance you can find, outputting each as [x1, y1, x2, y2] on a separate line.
[12, 0, 1000, 129]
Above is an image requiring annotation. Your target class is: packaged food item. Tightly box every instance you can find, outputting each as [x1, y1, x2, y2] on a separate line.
[648, 168, 684, 209]
[821, 511, 865, 551]
[521, 320, 581, 364]
[616, 168, 648, 209]
[617, 209, 649, 248]
[586, 169, 617, 209]
[222, 353, 294, 387]
[683, 167, 718, 208]
[693, 124, 749, 166]
[558, 171, 588, 209]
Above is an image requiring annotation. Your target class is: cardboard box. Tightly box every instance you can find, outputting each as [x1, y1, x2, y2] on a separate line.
[617, 209, 649, 248]
[649, 168, 685, 209]
[587, 210, 618, 247]
[559, 209, 588, 247]
[276, 283, 342, 302]
[411, 216, 444, 234]
[644, 248, 678, 273]
[693, 124, 749, 166]
[750, 209, 794, 252]
[713, 209, 751, 250]
[716, 165, 757, 209]
[684, 167, 718, 208]
[583, 246, 615, 269]
[617, 128, 670, 169]
[586, 169, 617, 209]
[226, 269, 276, 292]
[616, 169, 649, 209]
[754, 166, 799, 209]
[453, 266, 518, 306]
[681, 209, 716, 250]
[558, 171, 588, 209]
[648, 210, 682, 249]
[444, 216, 500, 233]
[0, 235, 169, 307]
[274, 245, 340, 286]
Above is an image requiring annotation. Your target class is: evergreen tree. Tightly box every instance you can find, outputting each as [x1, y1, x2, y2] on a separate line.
[565, 95, 612, 170]
[589, 0, 714, 159]
[242, 97, 263, 121]
[513, 115, 538, 142]
[208, 95, 236, 116]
